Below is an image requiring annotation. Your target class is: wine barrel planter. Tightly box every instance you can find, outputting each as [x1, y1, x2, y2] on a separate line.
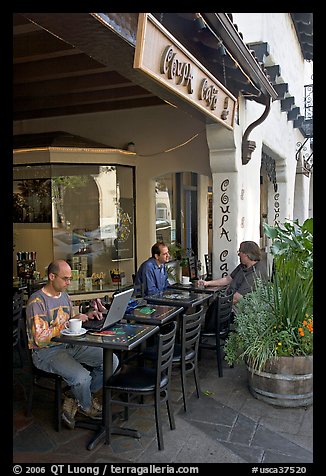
[247, 356, 313, 408]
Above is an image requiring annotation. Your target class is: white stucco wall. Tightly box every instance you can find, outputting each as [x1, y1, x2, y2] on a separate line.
[204, 13, 313, 277]
[232, 12, 312, 225]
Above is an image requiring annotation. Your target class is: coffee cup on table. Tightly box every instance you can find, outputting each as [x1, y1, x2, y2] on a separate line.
[65, 318, 82, 333]
[182, 276, 190, 285]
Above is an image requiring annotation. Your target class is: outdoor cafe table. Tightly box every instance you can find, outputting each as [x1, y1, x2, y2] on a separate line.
[124, 304, 184, 326]
[124, 304, 185, 363]
[145, 288, 210, 311]
[52, 321, 159, 450]
[168, 283, 225, 300]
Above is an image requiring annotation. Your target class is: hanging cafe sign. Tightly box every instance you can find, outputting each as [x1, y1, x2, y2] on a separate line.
[134, 14, 237, 130]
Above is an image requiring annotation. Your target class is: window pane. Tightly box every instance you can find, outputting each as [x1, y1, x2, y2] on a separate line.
[155, 175, 174, 244]
[13, 163, 135, 293]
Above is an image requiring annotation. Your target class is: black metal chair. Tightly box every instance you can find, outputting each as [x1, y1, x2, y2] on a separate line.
[13, 291, 26, 367]
[26, 362, 65, 432]
[13, 293, 64, 431]
[26, 340, 94, 432]
[187, 255, 198, 280]
[104, 321, 177, 450]
[204, 253, 212, 280]
[172, 306, 204, 411]
[199, 288, 234, 377]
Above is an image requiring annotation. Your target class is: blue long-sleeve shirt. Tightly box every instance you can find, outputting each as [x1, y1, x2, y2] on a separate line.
[134, 257, 169, 296]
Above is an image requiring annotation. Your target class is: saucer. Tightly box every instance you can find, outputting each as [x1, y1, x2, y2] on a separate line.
[60, 328, 87, 337]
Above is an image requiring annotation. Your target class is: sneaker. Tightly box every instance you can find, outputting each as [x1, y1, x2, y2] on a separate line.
[92, 396, 103, 413]
[62, 396, 78, 429]
[78, 396, 102, 420]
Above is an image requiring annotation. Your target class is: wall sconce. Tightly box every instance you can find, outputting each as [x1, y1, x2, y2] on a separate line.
[127, 142, 136, 152]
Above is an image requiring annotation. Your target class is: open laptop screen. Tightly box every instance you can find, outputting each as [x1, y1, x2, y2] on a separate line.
[82, 288, 134, 331]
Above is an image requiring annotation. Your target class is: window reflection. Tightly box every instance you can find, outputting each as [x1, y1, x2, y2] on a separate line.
[13, 164, 135, 293]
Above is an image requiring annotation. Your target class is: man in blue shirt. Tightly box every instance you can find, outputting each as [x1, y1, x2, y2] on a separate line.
[134, 241, 170, 296]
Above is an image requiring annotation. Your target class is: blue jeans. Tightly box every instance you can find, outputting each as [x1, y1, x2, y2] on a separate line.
[32, 344, 119, 411]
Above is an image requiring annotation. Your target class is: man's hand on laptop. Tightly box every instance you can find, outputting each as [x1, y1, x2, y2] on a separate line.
[86, 309, 104, 321]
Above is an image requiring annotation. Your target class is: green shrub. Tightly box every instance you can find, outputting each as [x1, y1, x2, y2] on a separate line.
[224, 218, 313, 372]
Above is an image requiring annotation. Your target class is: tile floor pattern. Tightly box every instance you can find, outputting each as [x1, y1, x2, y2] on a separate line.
[13, 349, 313, 464]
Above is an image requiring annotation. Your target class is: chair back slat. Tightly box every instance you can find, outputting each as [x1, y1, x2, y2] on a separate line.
[13, 291, 24, 319]
[218, 290, 234, 321]
[187, 256, 198, 280]
[204, 254, 212, 279]
[13, 291, 25, 361]
[213, 288, 234, 336]
[156, 322, 177, 381]
[199, 288, 234, 377]
[172, 306, 204, 410]
[183, 306, 204, 353]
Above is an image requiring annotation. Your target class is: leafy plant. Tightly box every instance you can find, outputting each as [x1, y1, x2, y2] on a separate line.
[264, 218, 313, 324]
[224, 218, 313, 372]
[168, 242, 189, 267]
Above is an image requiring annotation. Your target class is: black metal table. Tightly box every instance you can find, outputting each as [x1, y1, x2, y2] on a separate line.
[124, 304, 184, 326]
[52, 322, 159, 450]
[146, 289, 210, 311]
[168, 283, 225, 299]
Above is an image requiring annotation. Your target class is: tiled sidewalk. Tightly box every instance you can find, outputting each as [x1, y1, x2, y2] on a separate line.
[13, 350, 313, 464]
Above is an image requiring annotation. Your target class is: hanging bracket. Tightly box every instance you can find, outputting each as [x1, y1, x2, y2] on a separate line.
[242, 95, 271, 165]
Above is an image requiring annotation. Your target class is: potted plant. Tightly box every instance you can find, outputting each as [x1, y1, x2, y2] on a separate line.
[224, 218, 313, 407]
[166, 242, 190, 282]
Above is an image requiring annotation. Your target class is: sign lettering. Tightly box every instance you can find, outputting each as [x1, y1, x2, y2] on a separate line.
[218, 179, 232, 275]
[160, 46, 194, 93]
[134, 15, 236, 128]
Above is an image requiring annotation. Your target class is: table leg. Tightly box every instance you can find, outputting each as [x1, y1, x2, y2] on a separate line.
[82, 348, 140, 451]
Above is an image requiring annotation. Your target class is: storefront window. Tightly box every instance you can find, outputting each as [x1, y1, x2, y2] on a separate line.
[155, 172, 198, 255]
[155, 174, 175, 245]
[13, 164, 135, 293]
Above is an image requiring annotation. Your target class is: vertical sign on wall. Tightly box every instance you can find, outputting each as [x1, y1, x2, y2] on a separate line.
[218, 178, 232, 277]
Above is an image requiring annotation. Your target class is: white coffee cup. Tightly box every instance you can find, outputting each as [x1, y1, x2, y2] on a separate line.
[65, 318, 82, 333]
[182, 276, 190, 285]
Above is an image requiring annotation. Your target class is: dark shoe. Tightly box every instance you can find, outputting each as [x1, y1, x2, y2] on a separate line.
[62, 396, 78, 429]
[77, 396, 102, 420]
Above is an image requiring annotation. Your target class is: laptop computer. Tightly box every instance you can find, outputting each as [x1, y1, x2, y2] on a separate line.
[82, 288, 134, 331]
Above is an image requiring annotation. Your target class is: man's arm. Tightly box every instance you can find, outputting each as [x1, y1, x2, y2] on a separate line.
[139, 261, 161, 296]
[163, 266, 169, 289]
[201, 275, 232, 288]
[144, 267, 161, 295]
[233, 291, 243, 304]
